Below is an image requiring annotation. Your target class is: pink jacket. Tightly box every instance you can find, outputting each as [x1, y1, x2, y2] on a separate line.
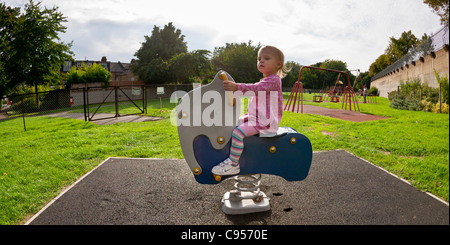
[236, 74, 283, 135]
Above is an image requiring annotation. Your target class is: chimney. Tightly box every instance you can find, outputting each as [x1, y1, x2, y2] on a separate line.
[101, 56, 107, 63]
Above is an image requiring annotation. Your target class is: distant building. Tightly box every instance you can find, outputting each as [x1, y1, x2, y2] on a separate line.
[61, 56, 144, 86]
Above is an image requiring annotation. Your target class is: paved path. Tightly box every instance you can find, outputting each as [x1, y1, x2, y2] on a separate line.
[27, 150, 448, 225]
[287, 104, 389, 122]
[46, 112, 164, 125]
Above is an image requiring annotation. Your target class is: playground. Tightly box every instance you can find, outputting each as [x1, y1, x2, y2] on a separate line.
[0, 71, 448, 226]
[26, 150, 448, 225]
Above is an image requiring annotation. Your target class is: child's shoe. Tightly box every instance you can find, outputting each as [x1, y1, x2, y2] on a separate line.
[211, 158, 240, 176]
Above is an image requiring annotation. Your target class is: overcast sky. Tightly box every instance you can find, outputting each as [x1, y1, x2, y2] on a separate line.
[5, 0, 443, 72]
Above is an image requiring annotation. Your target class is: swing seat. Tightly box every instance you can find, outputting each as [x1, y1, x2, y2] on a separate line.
[313, 95, 323, 102]
[331, 96, 340, 102]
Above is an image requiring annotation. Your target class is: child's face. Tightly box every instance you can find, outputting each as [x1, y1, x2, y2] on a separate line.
[257, 49, 282, 77]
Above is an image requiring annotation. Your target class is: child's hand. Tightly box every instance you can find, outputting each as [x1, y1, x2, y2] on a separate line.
[223, 80, 238, 91]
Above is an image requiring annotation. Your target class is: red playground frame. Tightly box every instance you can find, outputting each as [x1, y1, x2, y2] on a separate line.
[284, 66, 360, 113]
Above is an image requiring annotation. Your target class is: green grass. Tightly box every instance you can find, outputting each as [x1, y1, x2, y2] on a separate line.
[0, 96, 448, 224]
[71, 98, 174, 118]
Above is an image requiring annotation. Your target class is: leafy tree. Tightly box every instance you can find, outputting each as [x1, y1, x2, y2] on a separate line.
[83, 63, 111, 85]
[369, 31, 423, 78]
[64, 66, 85, 88]
[286, 60, 352, 90]
[0, 3, 20, 97]
[415, 33, 434, 58]
[0, 4, 20, 96]
[168, 49, 212, 83]
[360, 71, 372, 89]
[320, 59, 351, 88]
[424, 0, 449, 27]
[385, 30, 419, 63]
[132, 22, 187, 84]
[369, 54, 391, 77]
[211, 41, 262, 83]
[298, 62, 322, 90]
[282, 61, 302, 90]
[1, 0, 73, 97]
[65, 63, 111, 88]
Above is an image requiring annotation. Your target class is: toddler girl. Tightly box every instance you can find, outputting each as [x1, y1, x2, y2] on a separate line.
[212, 45, 290, 176]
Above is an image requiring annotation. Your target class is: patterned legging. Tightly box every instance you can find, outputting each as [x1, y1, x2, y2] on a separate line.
[229, 124, 259, 166]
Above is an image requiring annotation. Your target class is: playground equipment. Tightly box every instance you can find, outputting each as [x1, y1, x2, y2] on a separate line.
[351, 69, 377, 104]
[176, 71, 313, 214]
[285, 66, 360, 113]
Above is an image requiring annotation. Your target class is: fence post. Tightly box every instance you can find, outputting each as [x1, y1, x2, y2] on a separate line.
[83, 88, 87, 121]
[114, 86, 119, 118]
[420, 87, 422, 100]
[86, 87, 90, 121]
[22, 96, 26, 132]
[35, 84, 40, 111]
[439, 82, 442, 113]
[142, 85, 146, 114]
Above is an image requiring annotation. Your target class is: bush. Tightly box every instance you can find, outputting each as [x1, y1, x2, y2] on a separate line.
[389, 94, 423, 111]
[388, 77, 448, 113]
[64, 63, 111, 88]
[432, 102, 449, 114]
[434, 70, 449, 104]
[65, 66, 85, 88]
[368, 86, 379, 96]
[422, 99, 434, 112]
[83, 63, 111, 85]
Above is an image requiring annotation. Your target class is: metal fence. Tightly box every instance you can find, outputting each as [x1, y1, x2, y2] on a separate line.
[372, 26, 449, 81]
[1, 84, 194, 130]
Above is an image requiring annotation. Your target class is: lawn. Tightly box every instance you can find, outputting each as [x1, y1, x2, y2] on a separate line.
[0, 95, 448, 224]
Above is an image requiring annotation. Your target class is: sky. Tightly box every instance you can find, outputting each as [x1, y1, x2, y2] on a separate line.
[4, 0, 444, 73]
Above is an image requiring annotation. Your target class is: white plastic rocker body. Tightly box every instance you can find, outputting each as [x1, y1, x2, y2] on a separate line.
[176, 71, 313, 215]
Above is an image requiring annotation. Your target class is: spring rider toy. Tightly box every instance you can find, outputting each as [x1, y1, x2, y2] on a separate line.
[176, 71, 313, 214]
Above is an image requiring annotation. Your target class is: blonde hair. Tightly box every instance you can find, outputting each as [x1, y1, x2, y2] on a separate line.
[258, 45, 292, 78]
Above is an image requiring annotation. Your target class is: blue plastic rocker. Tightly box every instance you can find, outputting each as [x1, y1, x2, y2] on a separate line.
[176, 71, 313, 214]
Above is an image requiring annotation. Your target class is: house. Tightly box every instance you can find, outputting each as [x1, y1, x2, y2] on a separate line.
[61, 56, 144, 86]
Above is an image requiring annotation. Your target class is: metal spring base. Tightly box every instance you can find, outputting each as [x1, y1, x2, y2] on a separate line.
[221, 174, 271, 215]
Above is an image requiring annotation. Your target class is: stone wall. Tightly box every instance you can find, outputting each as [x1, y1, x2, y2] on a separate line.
[371, 47, 449, 98]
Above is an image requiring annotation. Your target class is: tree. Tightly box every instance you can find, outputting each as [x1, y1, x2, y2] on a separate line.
[211, 41, 262, 83]
[368, 30, 422, 77]
[424, 0, 449, 27]
[299, 62, 322, 89]
[319, 59, 352, 89]
[168, 49, 213, 83]
[369, 54, 391, 77]
[1, 3, 21, 96]
[132, 22, 187, 84]
[1, 0, 73, 97]
[385, 30, 419, 63]
[65, 63, 111, 88]
[282, 61, 302, 90]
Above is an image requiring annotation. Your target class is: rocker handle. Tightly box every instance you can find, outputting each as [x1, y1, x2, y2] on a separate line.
[219, 72, 235, 106]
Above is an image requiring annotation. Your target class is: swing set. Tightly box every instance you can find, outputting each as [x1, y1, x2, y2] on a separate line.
[284, 66, 360, 113]
[351, 69, 377, 104]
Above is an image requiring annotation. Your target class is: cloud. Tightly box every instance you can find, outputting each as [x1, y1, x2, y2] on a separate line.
[60, 18, 152, 62]
[4, 0, 443, 72]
